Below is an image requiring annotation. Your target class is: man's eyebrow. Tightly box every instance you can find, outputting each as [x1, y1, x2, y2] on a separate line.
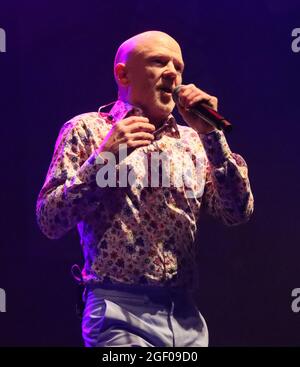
[147, 54, 185, 69]
[147, 53, 167, 59]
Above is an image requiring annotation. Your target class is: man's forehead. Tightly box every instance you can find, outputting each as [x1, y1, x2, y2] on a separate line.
[134, 34, 181, 55]
[132, 39, 184, 67]
[137, 40, 181, 55]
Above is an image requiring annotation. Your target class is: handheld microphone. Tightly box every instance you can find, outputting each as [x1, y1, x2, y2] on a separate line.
[172, 85, 233, 133]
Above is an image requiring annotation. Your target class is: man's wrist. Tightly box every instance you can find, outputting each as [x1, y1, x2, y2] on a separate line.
[198, 129, 232, 167]
[195, 126, 217, 135]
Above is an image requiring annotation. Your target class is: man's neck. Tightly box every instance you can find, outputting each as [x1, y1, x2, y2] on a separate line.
[118, 97, 169, 128]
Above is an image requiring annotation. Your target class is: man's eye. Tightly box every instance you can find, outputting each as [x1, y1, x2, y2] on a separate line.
[175, 64, 183, 73]
[153, 59, 165, 65]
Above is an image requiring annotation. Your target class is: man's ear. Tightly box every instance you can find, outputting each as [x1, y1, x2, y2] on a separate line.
[115, 63, 130, 86]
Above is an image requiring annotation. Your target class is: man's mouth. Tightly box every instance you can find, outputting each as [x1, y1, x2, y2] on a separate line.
[159, 86, 173, 94]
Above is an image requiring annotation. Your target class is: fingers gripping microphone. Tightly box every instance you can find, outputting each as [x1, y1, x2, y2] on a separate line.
[172, 85, 233, 133]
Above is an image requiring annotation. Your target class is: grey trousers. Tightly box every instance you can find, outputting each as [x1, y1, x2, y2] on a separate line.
[82, 284, 208, 347]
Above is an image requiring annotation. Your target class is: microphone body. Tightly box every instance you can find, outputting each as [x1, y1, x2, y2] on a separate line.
[172, 85, 233, 133]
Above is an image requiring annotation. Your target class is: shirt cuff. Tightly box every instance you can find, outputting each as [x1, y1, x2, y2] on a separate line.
[198, 129, 232, 167]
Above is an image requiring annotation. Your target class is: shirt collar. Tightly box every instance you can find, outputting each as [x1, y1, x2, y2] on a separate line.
[101, 100, 180, 140]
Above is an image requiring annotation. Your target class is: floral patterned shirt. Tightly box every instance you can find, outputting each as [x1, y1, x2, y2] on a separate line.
[36, 100, 254, 288]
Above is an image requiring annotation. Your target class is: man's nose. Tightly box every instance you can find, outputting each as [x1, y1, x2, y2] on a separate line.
[162, 63, 177, 80]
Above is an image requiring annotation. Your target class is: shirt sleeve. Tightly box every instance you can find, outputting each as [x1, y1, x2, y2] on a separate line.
[199, 129, 254, 226]
[36, 117, 110, 239]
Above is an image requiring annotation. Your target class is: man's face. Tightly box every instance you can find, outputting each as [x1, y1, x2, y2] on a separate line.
[125, 35, 184, 124]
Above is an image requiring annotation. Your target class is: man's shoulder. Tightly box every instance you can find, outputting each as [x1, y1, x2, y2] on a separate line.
[62, 111, 110, 130]
[56, 111, 112, 141]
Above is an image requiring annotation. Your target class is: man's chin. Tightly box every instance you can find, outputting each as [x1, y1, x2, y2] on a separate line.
[159, 102, 175, 116]
[157, 96, 175, 110]
[159, 92, 173, 105]
[143, 99, 175, 123]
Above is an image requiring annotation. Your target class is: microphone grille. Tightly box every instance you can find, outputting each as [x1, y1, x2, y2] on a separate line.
[172, 84, 183, 103]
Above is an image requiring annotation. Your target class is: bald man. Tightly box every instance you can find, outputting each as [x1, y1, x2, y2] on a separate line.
[37, 31, 254, 347]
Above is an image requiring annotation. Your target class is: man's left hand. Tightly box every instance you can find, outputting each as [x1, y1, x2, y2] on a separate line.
[175, 84, 218, 134]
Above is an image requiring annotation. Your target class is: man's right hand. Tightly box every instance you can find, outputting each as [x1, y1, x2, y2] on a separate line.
[99, 116, 156, 155]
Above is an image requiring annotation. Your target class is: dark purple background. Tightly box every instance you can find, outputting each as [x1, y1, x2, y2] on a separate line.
[0, 0, 299, 346]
